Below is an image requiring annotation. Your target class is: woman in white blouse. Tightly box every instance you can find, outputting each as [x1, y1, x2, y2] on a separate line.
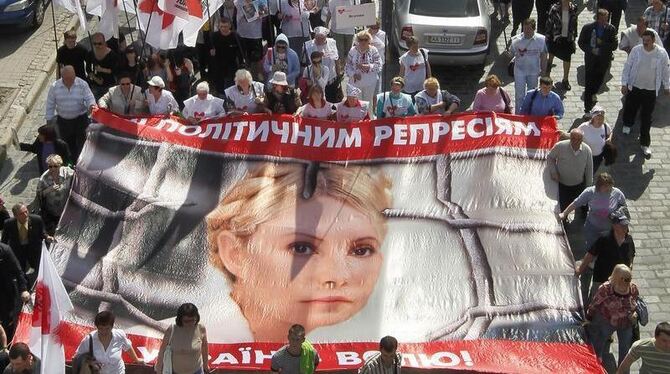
[145, 76, 179, 115]
[296, 85, 334, 119]
[74, 311, 143, 374]
[577, 105, 613, 173]
[223, 69, 266, 116]
[345, 31, 382, 112]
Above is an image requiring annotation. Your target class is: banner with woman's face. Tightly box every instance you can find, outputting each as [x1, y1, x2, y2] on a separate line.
[17, 109, 603, 372]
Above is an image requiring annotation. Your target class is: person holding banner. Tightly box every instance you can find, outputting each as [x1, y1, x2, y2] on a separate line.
[270, 324, 320, 373]
[223, 69, 267, 115]
[358, 336, 403, 374]
[335, 84, 370, 122]
[183, 82, 226, 123]
[98, 72, 146, 115]
[206, 163, 392, 341]
[264, 71, 302, 114]
[346, 31, 382, 115]
[415, 77, 461, 115]
[296, 85, 334, 119]
[145, 76, 179, 115]
[375, 77, 416, 119]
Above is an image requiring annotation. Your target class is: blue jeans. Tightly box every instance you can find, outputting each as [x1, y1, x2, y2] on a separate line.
[588, 313, 633, 366]
[514, 72, 539, 113]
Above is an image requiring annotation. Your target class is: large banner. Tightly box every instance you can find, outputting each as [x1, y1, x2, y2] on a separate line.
[17, 109, 603, 372]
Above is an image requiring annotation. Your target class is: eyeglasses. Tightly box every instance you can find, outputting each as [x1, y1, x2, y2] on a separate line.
[93, 42, 104, 46]
[120, 82, 131, 86]
[48, 165, 59, 169]
[622, 277, 632, 283]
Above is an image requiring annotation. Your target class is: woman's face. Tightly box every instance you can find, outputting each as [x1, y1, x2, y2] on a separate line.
[224, 195, 384, 330]
[591, 114, 605, 126]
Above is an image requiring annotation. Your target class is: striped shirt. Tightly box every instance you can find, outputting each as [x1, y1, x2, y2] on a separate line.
[45, 77, 95, 121]
[629, 338, 670, 373]
[358, 352, 402, 374]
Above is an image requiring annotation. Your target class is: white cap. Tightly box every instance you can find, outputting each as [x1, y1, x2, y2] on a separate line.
[346, 84, 361, 98]
[314, 26, 330, 37]
[147, 76, 165, 88]
[269, 71, 289, 86]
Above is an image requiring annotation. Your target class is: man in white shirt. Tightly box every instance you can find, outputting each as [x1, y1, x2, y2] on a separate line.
[145, 76, 179, 116]
[619, 16, 662, 54]
[510, 18, 548, 112]
[45, 65, 96, 161]
[621, 30, 670, 159]
[182, 82, 226, 123]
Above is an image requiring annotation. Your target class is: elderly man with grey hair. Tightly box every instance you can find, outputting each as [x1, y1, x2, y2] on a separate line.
[182, 81, 226, 123]
[547, 128, 593, 218]
[45, 65, 96, 161]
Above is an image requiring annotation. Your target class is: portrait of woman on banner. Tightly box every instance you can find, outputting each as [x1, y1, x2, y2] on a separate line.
[204, 162, 392, 342]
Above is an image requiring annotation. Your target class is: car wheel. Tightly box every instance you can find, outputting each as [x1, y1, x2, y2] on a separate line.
[31, 0, 45, 29]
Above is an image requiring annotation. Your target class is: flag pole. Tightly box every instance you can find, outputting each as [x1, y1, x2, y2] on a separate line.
[121, 0, 135, 45]
[51, 3, 61, 78]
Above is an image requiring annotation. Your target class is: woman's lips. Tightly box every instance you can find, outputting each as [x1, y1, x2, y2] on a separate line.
[301, 296, 352, 303]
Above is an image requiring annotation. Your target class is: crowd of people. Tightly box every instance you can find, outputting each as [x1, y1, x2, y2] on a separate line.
[2, 0, 670, 373]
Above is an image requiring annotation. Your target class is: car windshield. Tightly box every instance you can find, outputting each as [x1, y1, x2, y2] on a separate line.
[409, 0, 480, 17]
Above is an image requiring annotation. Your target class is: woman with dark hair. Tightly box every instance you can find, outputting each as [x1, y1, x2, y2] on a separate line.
[74, 311, 143, 374]
[155, 303, 210, 374]
[19, 124, 72, 174]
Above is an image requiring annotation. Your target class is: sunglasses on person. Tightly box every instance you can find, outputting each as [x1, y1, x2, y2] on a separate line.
[93, 42, 105, 46]
[48, 165, 59, 169]
[120, 82, 132, 86]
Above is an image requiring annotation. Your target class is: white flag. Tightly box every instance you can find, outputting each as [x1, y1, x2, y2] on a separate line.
[86, 0, 119, 39]
[54, 0, 87, 31]
[29, 245, 74, 374]
[181, 0, 223, 46]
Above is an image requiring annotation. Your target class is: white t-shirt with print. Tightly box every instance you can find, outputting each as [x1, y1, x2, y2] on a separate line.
[335, 100, 369, 122]
[224, 81, 265, 113]
[399, 48, 429, 94]
[183, 94, 226, 119]
[578, 121, 612, 157]
[299, 102, 334, 119]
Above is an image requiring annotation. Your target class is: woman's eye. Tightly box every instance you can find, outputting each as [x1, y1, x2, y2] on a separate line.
[350, 246, 375, 257]
[290, 242, 315, 256]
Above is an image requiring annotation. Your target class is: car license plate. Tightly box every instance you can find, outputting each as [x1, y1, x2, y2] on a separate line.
[429, 36, 461, 45]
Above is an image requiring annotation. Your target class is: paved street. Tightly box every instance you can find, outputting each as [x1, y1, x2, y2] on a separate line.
[0, 0, 669, 372]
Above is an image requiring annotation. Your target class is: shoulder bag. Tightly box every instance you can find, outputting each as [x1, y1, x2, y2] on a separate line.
[71, 334, 101, 374]
[499, 87, 512, 114]
[419, 48, 429, 79]
[601, 124, 617, 165]
[636, 296, 649, 326]
[162, 325, 175, 374]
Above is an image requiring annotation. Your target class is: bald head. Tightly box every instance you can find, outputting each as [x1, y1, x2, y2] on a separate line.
[61, 66, 76, 87]
[569, 129, 583, 150]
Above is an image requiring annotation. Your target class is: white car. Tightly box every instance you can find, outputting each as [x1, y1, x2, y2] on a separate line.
[392, 0, 491, 66]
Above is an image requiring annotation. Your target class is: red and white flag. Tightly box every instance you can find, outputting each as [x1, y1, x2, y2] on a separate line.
[158, 0, 204, 20]
[54, 0, 87, 31]
[137, 0, 187, 49]
[181, 0, 223, 46]
[28, 245, 74, 374]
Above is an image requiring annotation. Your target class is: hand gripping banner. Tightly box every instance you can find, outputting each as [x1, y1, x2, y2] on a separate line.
[15, 109, 604, 373]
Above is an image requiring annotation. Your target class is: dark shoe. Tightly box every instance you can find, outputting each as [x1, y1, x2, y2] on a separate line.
[562, 80, 571, 90]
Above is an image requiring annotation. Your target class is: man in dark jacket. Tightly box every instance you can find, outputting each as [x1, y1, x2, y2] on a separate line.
[578, 8, 618, 113]
[0, 243, 29, 343]
[1, 204, 52, 288]
[18, 124, 72, 175]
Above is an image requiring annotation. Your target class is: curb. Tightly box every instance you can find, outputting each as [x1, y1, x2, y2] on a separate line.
[0, 14, 80, 165]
